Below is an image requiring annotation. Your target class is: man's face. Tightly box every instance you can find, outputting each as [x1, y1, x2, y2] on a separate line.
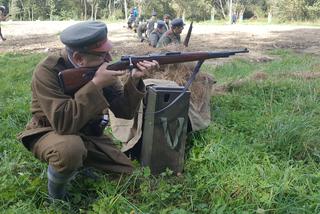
[173, 26, 184, 35]
[159, 27, 166, 34]
[164, 17, 170, 23]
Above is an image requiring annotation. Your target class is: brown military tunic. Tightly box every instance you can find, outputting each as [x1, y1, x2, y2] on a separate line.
[18, 49, 146, 174]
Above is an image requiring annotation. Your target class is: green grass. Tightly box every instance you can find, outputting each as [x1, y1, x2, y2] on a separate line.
[0, 50, 320, 213]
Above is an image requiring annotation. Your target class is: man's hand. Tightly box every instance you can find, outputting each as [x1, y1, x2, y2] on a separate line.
[131, 60, 159, 83]
[92, 62, 126, 89]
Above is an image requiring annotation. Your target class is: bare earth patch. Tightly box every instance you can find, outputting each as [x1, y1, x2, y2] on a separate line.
[1, 21, 320, 96]
[1, 21, 320, 60]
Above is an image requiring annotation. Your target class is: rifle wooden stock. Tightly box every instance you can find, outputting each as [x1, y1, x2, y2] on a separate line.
[58, 49, 249, 95]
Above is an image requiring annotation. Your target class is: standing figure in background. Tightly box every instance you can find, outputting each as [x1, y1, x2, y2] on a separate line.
[157, 18, 185, 48]
[133, 7, 138, 18]
[163, 14, 171, 31]
[231, 13, 237, 24]
[0, 6, 9, 41]
[149, 20, 166, 47]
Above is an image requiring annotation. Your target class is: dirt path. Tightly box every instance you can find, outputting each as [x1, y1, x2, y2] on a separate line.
[1, 21, 320, 61]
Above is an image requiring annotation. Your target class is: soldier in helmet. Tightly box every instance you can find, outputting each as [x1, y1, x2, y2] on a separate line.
[17, 21, 159, 201]
[0, 6, 9, 41]
[146, 11, 157, 38]
[127, 10, 136, 29]
[149, 20, 166, 48]
[156, 18, 185, 48]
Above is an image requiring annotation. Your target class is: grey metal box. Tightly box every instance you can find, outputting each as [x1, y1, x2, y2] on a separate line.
[140, 85, 190, 174]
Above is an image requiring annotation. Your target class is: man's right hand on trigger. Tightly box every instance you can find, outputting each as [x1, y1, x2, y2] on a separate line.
[91, 62, 126, 89]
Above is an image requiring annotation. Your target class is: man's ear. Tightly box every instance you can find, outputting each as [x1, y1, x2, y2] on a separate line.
[72, 51, 84, 66]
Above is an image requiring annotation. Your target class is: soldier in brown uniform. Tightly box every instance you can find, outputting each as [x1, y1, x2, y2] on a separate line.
[148, 20, 166, 47]
[17, 21, 158, 201]
[156, 18, 185, 48]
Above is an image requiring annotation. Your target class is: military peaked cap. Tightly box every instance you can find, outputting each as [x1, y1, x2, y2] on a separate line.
[152, 11, 157, 16]
[60, 21, 112, 52]
[171, 18, 185, 27]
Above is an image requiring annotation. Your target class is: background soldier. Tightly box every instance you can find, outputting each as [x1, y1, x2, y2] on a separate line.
[156, 18, 185, 48]
[149, 20, 166, 47]
[133, 14, 143, 33]
[232, 13, 237, 24]
[0, 5, 9, 41]
[163, 14, 171, 31]
[146, 11, 157, 38]
[137, 15, 148, 42]
[127, 10, 136, 29]
[133, 7, 138, 18]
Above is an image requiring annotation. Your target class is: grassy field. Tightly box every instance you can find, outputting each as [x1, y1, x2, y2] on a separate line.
[0, 50, 320, 213]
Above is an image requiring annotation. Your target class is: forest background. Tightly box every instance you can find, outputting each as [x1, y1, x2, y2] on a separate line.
[1, 0, 320, 23]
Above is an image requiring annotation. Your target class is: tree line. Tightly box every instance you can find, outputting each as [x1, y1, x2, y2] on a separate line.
[0, 0, 320, 22]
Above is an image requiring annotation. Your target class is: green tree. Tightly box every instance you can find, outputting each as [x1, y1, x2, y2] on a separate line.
[275, 0, 308, 21]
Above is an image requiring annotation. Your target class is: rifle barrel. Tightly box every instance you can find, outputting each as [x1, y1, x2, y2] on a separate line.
[107, 49, 249, 71]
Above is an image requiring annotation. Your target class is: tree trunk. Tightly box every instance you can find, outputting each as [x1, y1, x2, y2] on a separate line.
[10, 0, 18, 20]
[229, 0, 232, 24]
[124, 0, 128, 21]
[211, 7, 215, 22]
[218, 0, 226, 20]
[108, 0, 112, 18]
[27, 8, 31, 20]
[91, 2, 94, 20]
[94, 3, 98, 20]
[182, 10, 185, 21]
[84, 0, 87, 20]
[18, 0, 25, 20]
[239, 9, 244, 23]
[80, 0, 83, 20]
[49, 2, 54, 21]
[268, 10, 272, 23]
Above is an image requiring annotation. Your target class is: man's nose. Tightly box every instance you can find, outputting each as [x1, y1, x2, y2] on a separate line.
[104, 53, 112, 62]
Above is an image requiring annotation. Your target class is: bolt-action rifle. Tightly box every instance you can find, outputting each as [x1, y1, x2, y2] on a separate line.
[183, 21, 193, 47]
[58, 49, 249, 95]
